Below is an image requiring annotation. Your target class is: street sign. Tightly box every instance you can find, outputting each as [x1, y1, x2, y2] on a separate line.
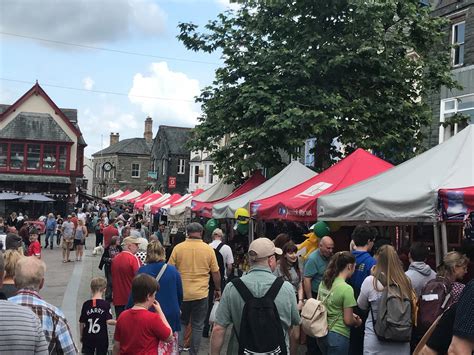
[168, 176, 177, 189]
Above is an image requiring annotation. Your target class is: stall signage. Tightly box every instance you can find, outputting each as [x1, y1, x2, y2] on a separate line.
[168, 176, 177, 189]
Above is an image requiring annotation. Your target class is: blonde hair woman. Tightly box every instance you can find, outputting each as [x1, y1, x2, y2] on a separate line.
[127, 241, 183, 354]
[0, 249, 24, 298]
[436, 251, 469, 302]
[357, 245, 415, 355]
[74, 219, 88, 261]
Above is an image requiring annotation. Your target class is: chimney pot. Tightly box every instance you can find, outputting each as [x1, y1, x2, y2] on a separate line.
[110, 132, 120, 146]
[144, 116, 153, 143]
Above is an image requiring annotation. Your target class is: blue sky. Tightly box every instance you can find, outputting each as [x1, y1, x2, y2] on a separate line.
[0, 0, 238, 157]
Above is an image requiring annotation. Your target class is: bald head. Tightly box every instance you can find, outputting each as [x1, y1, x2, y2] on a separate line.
[319, 236, 335, 258]
[14, 256, 46, 291]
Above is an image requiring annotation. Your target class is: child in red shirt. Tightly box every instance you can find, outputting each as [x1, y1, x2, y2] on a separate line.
[28, 228, 41, 259]
[113, 274, 172, 355]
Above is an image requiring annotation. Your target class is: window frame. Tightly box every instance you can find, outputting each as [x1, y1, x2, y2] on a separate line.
[131, 163, 140, 178]
[439, 94, 474, 143]
[452, 21, 465, 67]
[178, 159, 186, 175]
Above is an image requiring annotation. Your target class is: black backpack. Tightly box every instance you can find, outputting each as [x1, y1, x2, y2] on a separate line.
[210, 242, 225, 288]
[232, 277, 287, 355]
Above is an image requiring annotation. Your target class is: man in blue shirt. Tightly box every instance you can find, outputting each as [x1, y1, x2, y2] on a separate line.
[347, 225, 376, 355]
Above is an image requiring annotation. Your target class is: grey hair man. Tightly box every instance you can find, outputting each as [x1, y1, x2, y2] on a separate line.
[169, 222, 221, 355]
[9, 257, 77, 354]
[0, 251, 49, 354]
[210, 237, 300, 354]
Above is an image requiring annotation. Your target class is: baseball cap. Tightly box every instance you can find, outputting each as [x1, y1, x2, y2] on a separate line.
[122, 237, 140, 245]
[5, 233, 22, 250]
[248, 237, 282, 261]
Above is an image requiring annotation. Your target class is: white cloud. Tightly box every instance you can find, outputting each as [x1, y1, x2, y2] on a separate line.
[82, 77, 95, 90]
[215, 0, 241, 10]
[0, 0, 167, 46]
[128, 62, 201, 127]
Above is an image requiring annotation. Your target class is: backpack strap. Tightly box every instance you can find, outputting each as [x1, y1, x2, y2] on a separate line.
[155, 264, 168, 283]
[231, 278, 254, 303]
[264, 277, 284, 301]
[215, 242, 224, 253]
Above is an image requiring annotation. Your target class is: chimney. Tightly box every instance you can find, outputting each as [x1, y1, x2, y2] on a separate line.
[144, 116, 153, 143]
[110, 132, 119, 146]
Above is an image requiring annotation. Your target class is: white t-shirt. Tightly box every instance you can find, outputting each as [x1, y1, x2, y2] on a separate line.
[77, 212, 87, 222]
[209, 240, 234, 278]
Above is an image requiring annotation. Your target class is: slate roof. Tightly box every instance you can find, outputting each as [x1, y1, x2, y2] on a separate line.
[0, 112, 73, 142]
[152, 126, 192, 159]
[0, 104, 86, 145]
[92, 138, 152, 157]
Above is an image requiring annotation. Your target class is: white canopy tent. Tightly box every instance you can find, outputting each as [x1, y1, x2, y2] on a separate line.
[213, 160, 316, 219]
[144, 194, 170, 212]
[103, 190, 123, 201]
[318, 124, 474, 263]
[117, 190, 141, 202]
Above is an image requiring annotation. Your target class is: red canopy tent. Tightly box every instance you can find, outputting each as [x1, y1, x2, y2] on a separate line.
[150, 194, 182, 214]
[109, 190, 131, 202]
[250, 149, 393, 221]
[129, 190, 152, 204]
[192, 171, 266, 218]
[439, 186, 474, 221]
[134, 192, 163, 210]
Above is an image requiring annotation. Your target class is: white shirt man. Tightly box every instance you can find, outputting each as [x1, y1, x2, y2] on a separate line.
[209, 228, 234, 278]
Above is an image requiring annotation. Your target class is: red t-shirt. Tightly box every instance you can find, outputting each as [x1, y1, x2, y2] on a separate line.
[103, 225, 119, 248]
[28, 240, 41, 258]
[114, 309, 171, 355]
[111, 251, 141, 305]
[71, 217, 78, 228]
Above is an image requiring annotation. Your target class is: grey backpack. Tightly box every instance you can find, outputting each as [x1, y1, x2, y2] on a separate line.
[371, 283, 412, 342]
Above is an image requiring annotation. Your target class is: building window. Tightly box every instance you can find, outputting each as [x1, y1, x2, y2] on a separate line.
[439, 95, 474, 143]
[10, 144, 24, 170]
[452, 22, 465, 66]
[43, 145, 57, 170]
[162, 159, 166, 176]
[207, 164, 214, 184]
[178, 159, 185, 174]
[26, 144, 41, 170]
[131, 163, 140, 178]
[0, 143, 7, 168]
[194, 165, 199, 184]
[304, 138, 316, 167]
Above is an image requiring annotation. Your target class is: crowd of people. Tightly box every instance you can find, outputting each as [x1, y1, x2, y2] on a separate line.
[1, 205, 474, 355]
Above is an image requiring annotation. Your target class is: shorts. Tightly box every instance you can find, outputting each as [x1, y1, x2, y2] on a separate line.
[62, 239, 73, 249]
[74, 239, 85, 247]
[82, 342, 108, 355]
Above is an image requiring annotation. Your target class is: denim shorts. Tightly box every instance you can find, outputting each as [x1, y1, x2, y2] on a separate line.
[317, 331, 350, 355]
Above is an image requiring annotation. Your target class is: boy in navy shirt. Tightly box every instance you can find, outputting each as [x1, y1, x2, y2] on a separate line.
[79, 277, 116, 355]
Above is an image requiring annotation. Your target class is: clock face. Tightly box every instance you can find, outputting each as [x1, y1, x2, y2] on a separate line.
[103, 162, 113, 172]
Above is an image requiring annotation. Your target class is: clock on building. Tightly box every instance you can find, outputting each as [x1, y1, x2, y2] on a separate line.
[102, 162, 113, 172]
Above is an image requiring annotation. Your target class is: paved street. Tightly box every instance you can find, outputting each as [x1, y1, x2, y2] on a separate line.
[39, 233, 224, 354]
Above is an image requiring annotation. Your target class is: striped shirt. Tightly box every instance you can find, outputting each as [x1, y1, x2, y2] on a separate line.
[9, 289, 77, 355]
[0, 300, 49, 354]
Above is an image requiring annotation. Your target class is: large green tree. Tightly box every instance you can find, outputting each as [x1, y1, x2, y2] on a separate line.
[178, 0, 457, 182]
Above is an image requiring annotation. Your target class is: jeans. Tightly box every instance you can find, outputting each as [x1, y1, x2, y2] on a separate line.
[317, 331, 350, 355]
[95, 231, 103, 247]
[104, 264, 113, 302]
[179, 297, 208, 355]
[45, 230, 55, 248]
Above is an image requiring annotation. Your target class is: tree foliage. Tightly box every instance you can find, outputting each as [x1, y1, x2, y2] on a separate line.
[178, 0, 458, 182]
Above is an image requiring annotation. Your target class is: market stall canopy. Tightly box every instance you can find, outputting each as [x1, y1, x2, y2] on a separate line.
[129, 190, 152, 204]
[165, 189, 206, 219]
[141, 193, 168, 211]
[251, 149, 393, 221]
[118, 190, 141, 202]
[103, 190, 123, 201]
[109, 190, 131, 202]
[318, 125, 474, 222]
[0, 192, 20, 200]
[20, 193, 55, 202]
[150, 194, 182, 214]
[193, 171, 266, 218]
[439, 186, 474, 221]
[134, 191, 163, 210]
[213, 161, 316, 219]
[193, 180, 235, 203]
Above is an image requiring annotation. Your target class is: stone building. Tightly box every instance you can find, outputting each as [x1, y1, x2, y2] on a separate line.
[427, 0, 474, 146]
[150, 126, 192, 194]
[92, 117, 153, 197]
[0, 82, 87, 216]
